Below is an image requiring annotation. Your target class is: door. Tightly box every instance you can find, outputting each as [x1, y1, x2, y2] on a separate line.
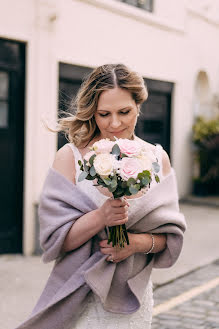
[0, 39, 25, 253]
[135, 78, 173, 157]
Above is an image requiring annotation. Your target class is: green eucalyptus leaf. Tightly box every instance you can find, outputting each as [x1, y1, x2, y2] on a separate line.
[89, 154, 96, 166]
[142, 176, 150, 186]
[127, 178, 136, 187]
[125, 188, 132, 196]
[78, 160, 82, 166]
[90, 166, 96, 177]
[111, 179, 117, 189]
[108, 185, 117, 193]
[143, 170, 151, 177]
[134, 184, 140, 190]
[137, 172, 144, 179]
[83, 160, 90, 172]
[121, 181, 127, 188]
[155, 174, 160, 183]
[102, 178, 112, 186]
[86, 174, 95, 180]
[129, 185, 138, 195]
[78, 171, 88, 182]
[152, 162, 160, 173]
[111, 144, 120, 156]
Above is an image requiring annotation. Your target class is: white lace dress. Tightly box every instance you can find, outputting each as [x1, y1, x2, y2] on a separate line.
[66, 142, 164, 329]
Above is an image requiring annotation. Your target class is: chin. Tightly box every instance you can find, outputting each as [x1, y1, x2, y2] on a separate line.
[111, 132, 133, 140]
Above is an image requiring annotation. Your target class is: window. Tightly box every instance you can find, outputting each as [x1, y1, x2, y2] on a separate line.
[119, 0, 153, 12]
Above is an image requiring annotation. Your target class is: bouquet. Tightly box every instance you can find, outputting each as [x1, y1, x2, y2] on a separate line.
[78, 138, 160, 248]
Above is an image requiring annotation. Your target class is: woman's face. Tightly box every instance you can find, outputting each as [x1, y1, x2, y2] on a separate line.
[94, 87, 139, 141]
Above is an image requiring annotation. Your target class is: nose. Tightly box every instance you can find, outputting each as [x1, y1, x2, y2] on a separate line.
[110, 115, 121, 129]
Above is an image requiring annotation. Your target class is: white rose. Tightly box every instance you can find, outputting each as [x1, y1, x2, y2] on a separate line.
[137, 154, 153, 171]
[93, 153, 115, 177]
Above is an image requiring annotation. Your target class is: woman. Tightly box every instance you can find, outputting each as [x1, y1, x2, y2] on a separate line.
[16, 64, 186, 329]
[54, 64, 168, 328]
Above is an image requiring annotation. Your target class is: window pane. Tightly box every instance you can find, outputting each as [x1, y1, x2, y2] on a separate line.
[0, 72, 9, 99]
[0, 101, 8, 128]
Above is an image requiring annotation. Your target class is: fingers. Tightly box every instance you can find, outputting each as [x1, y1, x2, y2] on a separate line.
[105, 254, 126, 263]
[100, 247, 113, 255]
[113, 218, 128, 226]
[100, 245, 130, 263]
[112, 213, 128, 220]
[107, 218, 128, 227]
[110, 198, 129, 208]
[100, 198, 129, 227]
[113, 205, 129, 215]
[99, 240, 114, 248]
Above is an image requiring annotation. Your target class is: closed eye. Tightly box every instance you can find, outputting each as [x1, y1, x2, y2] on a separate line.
[120, 110, 130, 115]
[99, 110, 130, 117]
[99, 113, 109, 117]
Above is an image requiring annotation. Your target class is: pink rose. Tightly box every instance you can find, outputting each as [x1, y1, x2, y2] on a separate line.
[119, 157, 143, 181]
[92, 139, 114, 154]
[116, 139, 141, 157]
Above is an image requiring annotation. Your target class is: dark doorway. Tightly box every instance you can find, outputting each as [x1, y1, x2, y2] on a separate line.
[135, 79, 173, 158]
[58, 63, 92, 149]
[0, 39, 25, 253]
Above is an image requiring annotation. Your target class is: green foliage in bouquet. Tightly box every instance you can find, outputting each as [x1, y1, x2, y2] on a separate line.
[78, 144, 160, 199]
[78, 142, 160, 247]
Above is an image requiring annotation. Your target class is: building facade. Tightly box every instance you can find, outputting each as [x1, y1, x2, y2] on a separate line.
[0, 0, 219, 255]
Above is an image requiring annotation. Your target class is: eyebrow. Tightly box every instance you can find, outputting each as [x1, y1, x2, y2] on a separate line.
[97, 107, 132, 112]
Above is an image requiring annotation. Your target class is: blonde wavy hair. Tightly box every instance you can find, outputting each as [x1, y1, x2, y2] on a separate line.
[51, 63, 148, 147]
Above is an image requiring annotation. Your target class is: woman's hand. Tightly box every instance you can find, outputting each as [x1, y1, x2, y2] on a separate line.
[99, 232, 136, 263]
[96, 197, 129, 227]
[99, 232, 167, 263]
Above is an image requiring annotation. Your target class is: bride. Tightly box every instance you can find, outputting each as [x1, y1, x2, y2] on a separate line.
[15, 63, 186, 329]
[52, 64, 171, 328]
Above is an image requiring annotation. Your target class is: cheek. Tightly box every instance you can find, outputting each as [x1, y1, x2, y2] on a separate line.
[94, 115, 108, 130]
[126, 113, 138, 127]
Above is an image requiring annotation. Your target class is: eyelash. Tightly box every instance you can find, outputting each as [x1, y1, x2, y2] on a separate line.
[99, 110, 130, 117]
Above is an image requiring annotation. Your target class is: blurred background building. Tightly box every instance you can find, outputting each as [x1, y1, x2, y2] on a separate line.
[0, 0, 219, 256]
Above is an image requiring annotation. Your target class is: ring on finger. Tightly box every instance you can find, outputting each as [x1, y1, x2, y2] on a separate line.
[109, 255, 114, 262]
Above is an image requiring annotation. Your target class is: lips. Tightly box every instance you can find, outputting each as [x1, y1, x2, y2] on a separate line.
[110, 129, 126, 133]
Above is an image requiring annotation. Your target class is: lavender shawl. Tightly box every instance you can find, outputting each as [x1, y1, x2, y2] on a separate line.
[16, 167, 186, 329]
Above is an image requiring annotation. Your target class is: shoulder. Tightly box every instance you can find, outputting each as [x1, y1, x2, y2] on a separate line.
[52, 143, 76, 184]
[161, 149, 171, 176]
[134, 136, 171, 176]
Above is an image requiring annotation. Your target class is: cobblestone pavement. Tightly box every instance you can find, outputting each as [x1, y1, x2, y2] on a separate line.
[152, 260, 219, 329]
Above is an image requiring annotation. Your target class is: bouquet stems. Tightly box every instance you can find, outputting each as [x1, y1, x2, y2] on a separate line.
[107, 195, 129, 248]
